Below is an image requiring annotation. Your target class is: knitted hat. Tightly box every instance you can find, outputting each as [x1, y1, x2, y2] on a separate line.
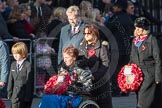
[134, 17, 150, 30]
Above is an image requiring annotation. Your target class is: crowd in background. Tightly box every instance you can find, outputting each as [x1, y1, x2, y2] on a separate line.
[0, 0, 162, 108]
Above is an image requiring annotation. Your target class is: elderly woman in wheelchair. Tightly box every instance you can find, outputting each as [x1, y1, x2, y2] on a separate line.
[39, 45, 99, 108]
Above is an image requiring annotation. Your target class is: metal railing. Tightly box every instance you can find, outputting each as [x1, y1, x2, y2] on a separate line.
[33, 37, 58, 96]
[4, 38, 58, 96]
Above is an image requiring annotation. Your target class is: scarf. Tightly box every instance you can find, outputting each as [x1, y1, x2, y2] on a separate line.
[133, 35, 147, 49]
[133, 35, 147, 45]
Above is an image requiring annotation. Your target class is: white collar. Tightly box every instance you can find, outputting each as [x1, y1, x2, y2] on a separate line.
[17, 58, 26, 66]
[72, 21, 81, 29]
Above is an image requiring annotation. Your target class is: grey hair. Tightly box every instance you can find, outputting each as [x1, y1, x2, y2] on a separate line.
[66, 5, 80, 16]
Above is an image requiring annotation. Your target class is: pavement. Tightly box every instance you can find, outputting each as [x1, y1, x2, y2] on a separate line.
[112, 92, 136, 108]
[4, 92, 136, 108]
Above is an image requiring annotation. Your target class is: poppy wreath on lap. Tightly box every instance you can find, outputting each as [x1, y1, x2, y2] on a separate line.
[117, 63, 143, 93]
[44, 72, 77, 95]
[0, 98, 5, 108]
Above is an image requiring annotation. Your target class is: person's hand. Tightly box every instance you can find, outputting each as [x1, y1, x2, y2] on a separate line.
[0, 82, 5, 86]
[13, 37, 19, 42]
[60, 71, 68, 75]
[47, 48, 52, 53]
[156, 81, 160, 84]
[30, 33, 36, 38]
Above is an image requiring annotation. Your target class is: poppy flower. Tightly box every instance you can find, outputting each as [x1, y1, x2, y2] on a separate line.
[141, 45, 146, 51]
[74, 28, 80, 34]
[88, 49, 95, 57]
[44, 72, 77, 95]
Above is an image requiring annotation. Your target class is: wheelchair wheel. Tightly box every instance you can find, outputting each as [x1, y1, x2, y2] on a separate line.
[78, 100, 100, 108]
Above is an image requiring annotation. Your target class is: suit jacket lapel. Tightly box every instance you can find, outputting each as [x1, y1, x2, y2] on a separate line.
[11, 62, 19, 79]
[71, 21, 84, 37]
[67, 25, 72, 40]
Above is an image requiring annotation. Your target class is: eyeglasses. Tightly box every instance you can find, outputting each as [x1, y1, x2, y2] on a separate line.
[83, 32, 91, 35]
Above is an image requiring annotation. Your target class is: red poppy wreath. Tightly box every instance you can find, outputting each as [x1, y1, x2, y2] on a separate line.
[117, 63, 143, 93]
[44, 72, 76, 95]
[0, 98, 5, 108]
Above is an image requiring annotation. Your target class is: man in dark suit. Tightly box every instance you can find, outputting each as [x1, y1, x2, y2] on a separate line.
[58, 5, 85, 64]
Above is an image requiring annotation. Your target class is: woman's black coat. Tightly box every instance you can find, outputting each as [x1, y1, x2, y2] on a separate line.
[7, 20, 33, 39]
[58, 59, 92, 92]
[79, 40, 113, 108]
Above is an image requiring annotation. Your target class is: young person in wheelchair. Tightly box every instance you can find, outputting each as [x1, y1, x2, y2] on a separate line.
[39, 45, 99, 108]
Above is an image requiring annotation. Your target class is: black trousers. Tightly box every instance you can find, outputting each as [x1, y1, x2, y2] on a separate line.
[91, 81, 113, 108]
[11, 101, 32, 108]
[111, 55, 129, 96]
[0, 85, 7, 98]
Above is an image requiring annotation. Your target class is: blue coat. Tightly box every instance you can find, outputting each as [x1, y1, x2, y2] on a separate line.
[39, 94, 82, 108]
[58, 21, 85, 64]
[0, 40, 10, 83]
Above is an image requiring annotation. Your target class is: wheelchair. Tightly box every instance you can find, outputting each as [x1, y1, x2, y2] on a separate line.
[67, 91, 100, 108]
[39, 91, 100, 108]
[78, 100, 99, 108]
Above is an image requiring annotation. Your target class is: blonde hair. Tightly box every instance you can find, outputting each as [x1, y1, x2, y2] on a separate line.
[134, 28, 150, 36]
[11, 42, 28, 58]
[48, 7, 66, 23]
[66, 5, 80, 16]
